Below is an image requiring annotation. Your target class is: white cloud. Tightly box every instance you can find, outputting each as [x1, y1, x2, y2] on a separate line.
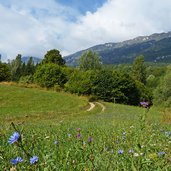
[66, 0, 171, 53]
[1, 0, 171, 61]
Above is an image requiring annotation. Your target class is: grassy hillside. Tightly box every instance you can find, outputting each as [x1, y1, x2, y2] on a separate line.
[0, 84, 88, 123]
[1, 85, 171, 170]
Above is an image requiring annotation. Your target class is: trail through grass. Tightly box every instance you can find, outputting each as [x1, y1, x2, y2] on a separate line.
[0, 84, 171, 170]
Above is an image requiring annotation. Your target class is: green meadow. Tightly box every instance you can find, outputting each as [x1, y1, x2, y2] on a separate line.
[0, 84, 171, 170]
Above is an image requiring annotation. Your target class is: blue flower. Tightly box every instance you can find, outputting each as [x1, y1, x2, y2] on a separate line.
[54, 140, 58, 145]
[158, 151, 166, 156]
[165, 131, 171, 137]
[8, 132, 20, 144]
[11, 157, 23, 165]
[118, 149, 124, 154]
[68, 133, 71, 137]
[30, 156, 38, 165]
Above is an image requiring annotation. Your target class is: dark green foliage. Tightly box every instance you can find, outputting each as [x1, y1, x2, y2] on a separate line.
[132, 55, 146, 84]
[10, 54, 23, 81]
[153, 65, 171, 107]
[79, 50, 102, 71]
[92, 70, 140, 105]
[34, 63, 67, 88]
[64, 70, 95, 95]
[146, 65, 167, 90]
[0, 62, 11, 81]
[135, 81, 152, 102]
[9, 56, 36, 81]
[24, 57, 35, 76]
[42, 49, 65, 66]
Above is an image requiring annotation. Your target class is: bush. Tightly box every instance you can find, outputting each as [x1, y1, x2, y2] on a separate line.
[34, 63, 67, 88]
[0, 62, 11, 81]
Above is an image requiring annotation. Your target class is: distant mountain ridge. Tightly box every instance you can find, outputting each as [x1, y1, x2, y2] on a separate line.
[21, 56, 42, 64]
[64, 32, 171, 65]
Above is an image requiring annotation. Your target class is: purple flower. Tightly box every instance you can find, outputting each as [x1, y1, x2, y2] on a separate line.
[8, 132, 20, 144]
[118, 150, 124, 154]
[30, 156, 38, 165]
[88, 137, 93, 143]
[158, 151, 165, 156]
[140, 101, 149, 108]
[11, 157, 23, 165]
[76, 133, 81, 139]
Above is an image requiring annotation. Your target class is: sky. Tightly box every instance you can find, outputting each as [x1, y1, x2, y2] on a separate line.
[1, 0, 171, 61]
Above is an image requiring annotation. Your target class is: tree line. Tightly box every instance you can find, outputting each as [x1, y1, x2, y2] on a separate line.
[0, 49, 170, 107]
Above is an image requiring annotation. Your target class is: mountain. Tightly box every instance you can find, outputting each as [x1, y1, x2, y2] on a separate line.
[22, 56, 42, 64]
[64, 32, 171, 65]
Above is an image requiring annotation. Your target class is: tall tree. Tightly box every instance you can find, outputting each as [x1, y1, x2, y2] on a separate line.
[79, 50, 102, 71]
[0, 62, 11, 81]
[42, 49, 65, 66]
[25, 57, 35, 75]
[132, 55, 146, 84]
[10, 54, 23, 81]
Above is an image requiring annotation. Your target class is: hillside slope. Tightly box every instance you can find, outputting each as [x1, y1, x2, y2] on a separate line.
[65, 32, 171, 65]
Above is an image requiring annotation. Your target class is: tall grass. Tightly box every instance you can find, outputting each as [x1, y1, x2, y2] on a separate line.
[0, 85, 170, 170]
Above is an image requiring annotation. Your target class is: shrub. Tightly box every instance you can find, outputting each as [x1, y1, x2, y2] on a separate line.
[34, 63, 67, 88]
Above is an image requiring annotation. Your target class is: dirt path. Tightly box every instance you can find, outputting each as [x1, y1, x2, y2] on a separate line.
[96, 102, 106, 112]
[87, 102, 105, 112]
[87, 102, 95, 111]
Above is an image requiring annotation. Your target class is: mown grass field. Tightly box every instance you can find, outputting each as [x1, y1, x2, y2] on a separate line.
[0, 84, 171, 170]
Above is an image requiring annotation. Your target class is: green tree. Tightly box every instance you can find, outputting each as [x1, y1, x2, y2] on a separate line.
[79, 50, 102, 71]
[132, 55, 146, 84]
[0, 62, 11, 81]
[25, 57, 35, 76]
[42, 49, 65, 66]
[34, 63, 67, 88]
[153, 65, 171, 107]
[10, 54, 23, 81]
[91, 70, 140, 105]
[64, 70, 96, 95]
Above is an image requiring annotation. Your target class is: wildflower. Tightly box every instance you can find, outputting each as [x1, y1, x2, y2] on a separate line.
[128, 149, 134, 154]
[76, 133, 81, 139]
[165, 131, 171, 137]
[54, 140, 58, 145]
[8, 132, 20, 144]
[30, 156, 38, 165]
[118, 150, 124, 154]
[133, 153, 139, 157]
[140, 101, 149, 108]
[68, 133, 71, 137]
[11, 157, 23, 165]
[158, 151, 165, 156]
[76, 128, 81, 132]
[88, 137, 93, 143]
